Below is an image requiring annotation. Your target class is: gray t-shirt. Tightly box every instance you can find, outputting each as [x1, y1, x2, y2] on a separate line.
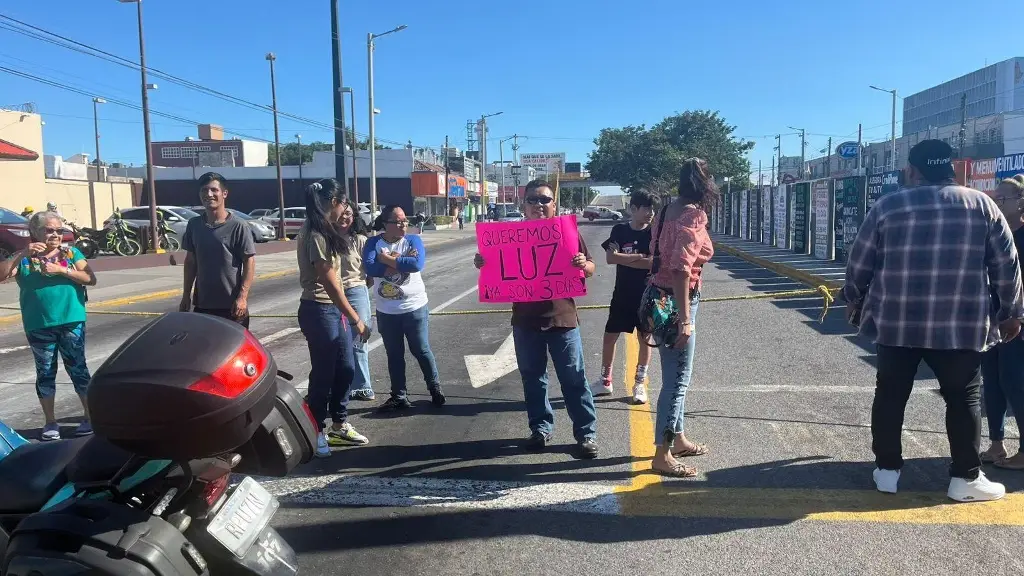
[182, 213, 256, 309]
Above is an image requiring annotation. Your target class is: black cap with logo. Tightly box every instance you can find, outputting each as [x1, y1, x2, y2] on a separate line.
[908, 139, 956, 182]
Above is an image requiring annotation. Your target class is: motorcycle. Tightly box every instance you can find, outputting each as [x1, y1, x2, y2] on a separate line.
[64, 222, 100, 260]
[103, 209, 142, 257]
[0, 312, 318, 575]
[156, 212, 181, 252]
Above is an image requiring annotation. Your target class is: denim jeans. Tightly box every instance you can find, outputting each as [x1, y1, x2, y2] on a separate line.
[512, 326, 597, 442]
[345, 285, 373, 394]
[873, 345, 982, 479]
[654, 295, 699, 445]
[297, 299, 355, 429]
[27, 322, 91, 399]
[376, 305, 440, 399]
[982, 335, 1024, 442]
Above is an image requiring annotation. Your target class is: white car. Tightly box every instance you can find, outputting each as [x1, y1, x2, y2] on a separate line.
[261, 207, 306, 238]
[499, 211, 524, 222]
[582, 206, 623, 221]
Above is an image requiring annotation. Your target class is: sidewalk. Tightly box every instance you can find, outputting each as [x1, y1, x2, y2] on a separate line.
[711, 234, 846, 289]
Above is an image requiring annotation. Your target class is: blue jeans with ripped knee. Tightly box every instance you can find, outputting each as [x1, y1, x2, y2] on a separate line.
[654, 295, 699, 445]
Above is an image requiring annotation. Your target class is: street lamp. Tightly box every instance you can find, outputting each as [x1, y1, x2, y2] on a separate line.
[267, 52, 285, 240]
[870, 85, 898, 171]
[118, 0, 159, 253]
[367, 24, 407, 216]
[499, 136, 515, 203]
[341, 87, 359, 204]
[478, 111, 502, 207]
[295, 134, 304, 189]
[91, 97, 106, 228]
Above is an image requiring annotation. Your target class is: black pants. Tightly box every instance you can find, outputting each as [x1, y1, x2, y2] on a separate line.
[872, 345, 982, 479]
[194, 307, 251, 329]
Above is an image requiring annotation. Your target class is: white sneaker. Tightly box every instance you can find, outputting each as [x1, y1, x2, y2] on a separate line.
[873, 468, 900, 494]
[591, 378, 613, 397]
[632, 383, 648, 405]
[948, 471, 1005, 502]
[314, 432, 332, 458]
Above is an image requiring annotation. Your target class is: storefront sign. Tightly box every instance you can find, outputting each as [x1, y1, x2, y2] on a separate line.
[812, 179, 832, 260]
[476, 215, 585, 303]
[791, 182, 810, 254]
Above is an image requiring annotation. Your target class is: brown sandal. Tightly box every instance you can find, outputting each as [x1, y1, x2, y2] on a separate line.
[652, 461, 698, 478]
[981, 447, 1007, 464]
[672, 442, 709, 458]
[994, 453, 1024, 470]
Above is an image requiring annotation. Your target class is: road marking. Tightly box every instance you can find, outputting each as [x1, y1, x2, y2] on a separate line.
[260, 327, 300, 345]
[615, 331, 661, 495]
[464, 333, 517, 388]
[430, 285, 478, 313]
[0, 345, 29, 354]
[687, 385, 937, 394]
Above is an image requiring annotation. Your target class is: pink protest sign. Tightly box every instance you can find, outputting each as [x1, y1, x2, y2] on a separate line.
[476, 215, 587, 303]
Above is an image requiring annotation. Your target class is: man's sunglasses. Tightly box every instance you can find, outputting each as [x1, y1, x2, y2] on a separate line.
[525, 196, 554, 206]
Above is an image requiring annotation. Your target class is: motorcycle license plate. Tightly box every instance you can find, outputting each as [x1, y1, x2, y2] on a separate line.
[207, 476, 280, 558]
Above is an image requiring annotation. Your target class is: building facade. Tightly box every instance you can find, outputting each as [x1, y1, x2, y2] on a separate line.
[151, 124, 269, 168]
[903, 57, 1024, 136]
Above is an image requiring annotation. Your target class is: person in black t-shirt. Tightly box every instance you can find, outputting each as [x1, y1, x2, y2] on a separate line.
[592, 191, 656, 404]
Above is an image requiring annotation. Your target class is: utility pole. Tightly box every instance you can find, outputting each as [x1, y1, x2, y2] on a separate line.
[295, 134, 304, 190]
[857, 123, 863, 173]
[826, 136, 832, 177]
[478, 112, 503, 208]
[958, 93, 968, 158]
[329, 0, 348, 196]
[511, 134, 521, 200]
[771, 155, 776, 188]
[444, 135, 450, 213]
[266, 52, 285, 240]
[774, 134, 781, 184]
[799, 129, 806, 178]
[343, 87, 359, 204]
[91, 97, 106, 228]
[122, 0, 159, 252]
[890, 90, 897, 171]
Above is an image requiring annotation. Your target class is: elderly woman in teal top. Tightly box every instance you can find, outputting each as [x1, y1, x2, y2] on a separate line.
[0, 211, 97, 441]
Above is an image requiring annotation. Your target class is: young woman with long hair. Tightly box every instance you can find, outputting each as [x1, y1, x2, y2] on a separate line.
[296, 178, 371, 457]
[647, 158, 718, 477]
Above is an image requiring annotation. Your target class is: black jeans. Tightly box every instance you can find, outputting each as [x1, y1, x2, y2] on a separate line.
[872, 345, 982, 480]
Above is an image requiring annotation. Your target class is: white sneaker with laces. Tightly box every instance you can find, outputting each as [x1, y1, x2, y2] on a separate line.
[592, 378, 613, 397]
[632, 383, 648, 405]
[314, 432, 332, 458]
[948, 471, 1005, 502]
[872, 468, 900, 494]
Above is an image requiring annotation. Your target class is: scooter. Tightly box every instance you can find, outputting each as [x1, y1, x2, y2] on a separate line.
[0, 312, 319, 575]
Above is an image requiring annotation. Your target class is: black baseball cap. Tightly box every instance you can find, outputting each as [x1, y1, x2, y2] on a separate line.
[908, 139, 955, 181]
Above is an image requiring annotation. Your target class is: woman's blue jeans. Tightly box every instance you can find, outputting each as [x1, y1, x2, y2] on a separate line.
[654, 294, 700, 445]
[297, 299, 355, 429]
[345, 285, 373, 395]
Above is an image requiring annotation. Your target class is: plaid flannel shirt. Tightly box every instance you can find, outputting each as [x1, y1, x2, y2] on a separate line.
[842, 183, 1024, 352]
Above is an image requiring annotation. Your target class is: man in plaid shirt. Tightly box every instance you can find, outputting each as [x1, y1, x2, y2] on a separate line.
[843, 139, 1024, 503]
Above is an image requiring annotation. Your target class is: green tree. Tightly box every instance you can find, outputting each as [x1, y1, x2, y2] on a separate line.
[268, 134, 390, 166]
[585, 110, 754, 195]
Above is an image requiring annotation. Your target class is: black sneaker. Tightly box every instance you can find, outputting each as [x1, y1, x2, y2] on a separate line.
[429, 385, 446, 407]
[377, 395, 412, 413]
[524, 431, 551, 451]
[577, 438, 599, 459]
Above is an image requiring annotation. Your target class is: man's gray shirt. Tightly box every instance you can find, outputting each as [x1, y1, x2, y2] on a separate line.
[182, 213, 256, 309]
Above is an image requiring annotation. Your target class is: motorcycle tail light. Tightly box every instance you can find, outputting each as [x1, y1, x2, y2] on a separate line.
[187, 331, 269, 399]
[202, 472, 230, 508]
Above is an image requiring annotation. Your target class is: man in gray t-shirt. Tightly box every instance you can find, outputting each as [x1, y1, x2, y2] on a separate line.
[179, 172, 256, 328]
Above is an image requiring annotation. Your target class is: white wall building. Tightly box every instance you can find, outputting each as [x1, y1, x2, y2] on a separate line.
[903, 57, 1024, 136]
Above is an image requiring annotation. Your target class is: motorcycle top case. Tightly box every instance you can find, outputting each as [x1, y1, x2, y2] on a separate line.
[3, 499, 210, 576]
[232, 375, 318, 477]
[88, 312, 277, 460]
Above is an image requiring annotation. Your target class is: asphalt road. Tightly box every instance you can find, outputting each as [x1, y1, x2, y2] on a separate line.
[1, 223, 1022, 575]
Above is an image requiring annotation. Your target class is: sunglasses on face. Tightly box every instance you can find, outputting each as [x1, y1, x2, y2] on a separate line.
[387, 219, 409, 226]
[525, 196, 554, 206]
[43, 227, 63, 236]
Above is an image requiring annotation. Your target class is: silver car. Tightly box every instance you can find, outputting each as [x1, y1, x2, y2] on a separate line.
[106, 206, 197, 237]
[228, 209, 276, 243]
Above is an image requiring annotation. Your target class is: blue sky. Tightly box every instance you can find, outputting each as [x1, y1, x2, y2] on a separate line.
[1, 0, 1018, 185]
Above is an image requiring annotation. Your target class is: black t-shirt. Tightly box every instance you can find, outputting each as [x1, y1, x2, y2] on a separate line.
[601, 223, 651, 299]
[1014, 225, 1024, 257]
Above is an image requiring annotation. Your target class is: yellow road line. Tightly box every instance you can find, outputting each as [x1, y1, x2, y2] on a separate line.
[0, 267, 297, 326]
[614, 330, 1024, 525]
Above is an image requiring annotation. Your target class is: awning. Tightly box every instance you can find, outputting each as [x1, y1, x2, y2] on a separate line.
[0, 139, 39, 161]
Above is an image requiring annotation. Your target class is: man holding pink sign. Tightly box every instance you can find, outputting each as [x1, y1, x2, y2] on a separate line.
[474, 179, 599, 459]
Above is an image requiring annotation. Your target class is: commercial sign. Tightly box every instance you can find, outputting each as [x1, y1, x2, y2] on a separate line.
[564, 162, 582, 173]
[761, 187, 772, 245]
[866, 170, 901, 211]
[774, 184, 790, 249]
[476, 216, 585, 303]
[836, 141, 860, 159]
[833, 176, 866, 263]
[519, 152, 566, 176]
[995, 153, 1024, 180]
[447, 176, 467, 198]
[812, 179, 832, 260]
[791, 182, 810, 254]
[970, 158, 997, 193]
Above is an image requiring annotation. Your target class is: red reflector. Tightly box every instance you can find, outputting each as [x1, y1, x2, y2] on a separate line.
[301, 399, 319, 433]
[187, 331, 268, 398]
[203, 473, 230, 507]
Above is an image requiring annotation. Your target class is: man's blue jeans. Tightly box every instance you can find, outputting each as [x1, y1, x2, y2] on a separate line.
[345, 285, 373, 395]
[512, 326, 597, 442]
[982, 335, 1024, 442]
[297, 299, 354, 428]
[376, 305, 440, 399]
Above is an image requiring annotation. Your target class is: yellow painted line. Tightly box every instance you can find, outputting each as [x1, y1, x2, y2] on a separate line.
[713, 242, 842, 290]
[615, 332, 662, 494]
[0, 267, 298, 326]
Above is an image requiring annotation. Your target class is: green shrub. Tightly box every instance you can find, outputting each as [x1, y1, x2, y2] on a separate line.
[430, 215, 453, 225]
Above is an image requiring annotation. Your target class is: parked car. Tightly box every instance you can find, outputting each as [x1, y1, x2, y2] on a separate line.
[582, 206, 623, 221]
[249, 208, 273, 218]
[261, 207, 306, 238]
[0, 207, 75, 260]
[499, 211, 525, 222]
[104, 206, 199, 238]
[229, 209, 276, 242]
[356, 203, 373, 227]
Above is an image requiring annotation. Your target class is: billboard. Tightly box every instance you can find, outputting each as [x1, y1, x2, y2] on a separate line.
[970, 158, 997, 193]
[866, 170, 901, 212]
[519, 152, 566, 176]
[761, 187, 772, 245]
[995, 153, 1024, 180]
[739, 191, 748, 239]
[812, 179, 833, 260]
[791, 182, 810, 255]
[833, 176, 867, 263]
[774, 184, 790, 248]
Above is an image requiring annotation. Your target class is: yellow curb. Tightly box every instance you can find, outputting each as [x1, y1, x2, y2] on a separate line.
[713, 242, 844, 290]
[0, 268, 298, 327]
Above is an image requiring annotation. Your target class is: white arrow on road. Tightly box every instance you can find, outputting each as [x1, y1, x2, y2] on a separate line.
[464, 333, 518, 388]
